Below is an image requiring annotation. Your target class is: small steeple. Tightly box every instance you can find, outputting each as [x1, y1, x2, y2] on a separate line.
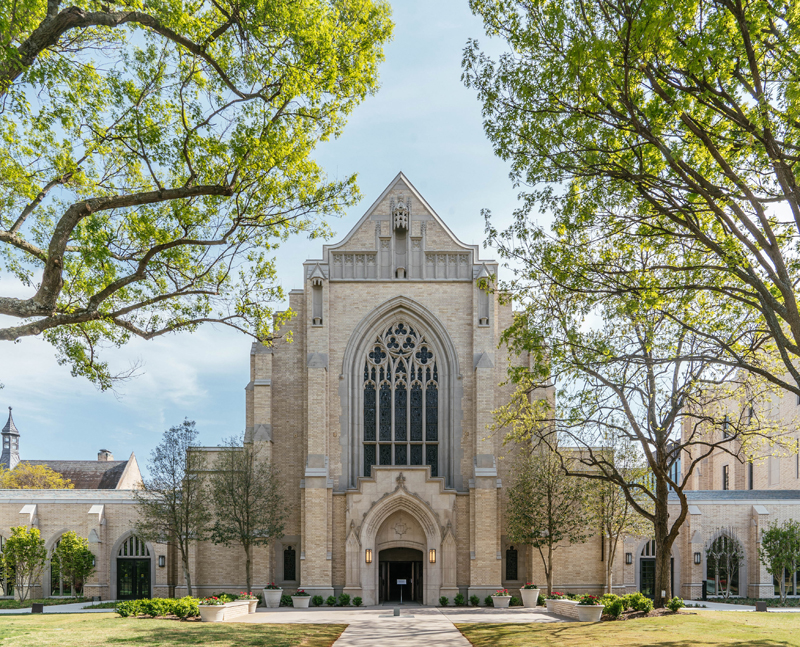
[1, 407, 20, 470]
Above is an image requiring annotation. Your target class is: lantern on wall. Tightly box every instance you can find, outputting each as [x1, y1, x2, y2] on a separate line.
[694, 552, 702, 565]
[365, 549, 373, 564]
[158, 555, 166, 568]
[625, 552, 633, 565]
[429, 549, 436, 564]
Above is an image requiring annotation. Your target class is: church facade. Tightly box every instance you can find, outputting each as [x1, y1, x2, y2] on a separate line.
[226, 172, 550, 604]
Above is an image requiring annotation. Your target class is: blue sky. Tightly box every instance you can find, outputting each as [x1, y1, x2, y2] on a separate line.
[0, 0, 521, 469]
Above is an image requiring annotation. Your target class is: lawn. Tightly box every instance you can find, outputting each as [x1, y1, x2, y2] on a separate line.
[457, 611, 800, 646]
[0, 614, 346, 647]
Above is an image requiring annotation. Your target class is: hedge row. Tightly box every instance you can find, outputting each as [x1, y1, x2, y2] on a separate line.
[115, 596, 199, 618]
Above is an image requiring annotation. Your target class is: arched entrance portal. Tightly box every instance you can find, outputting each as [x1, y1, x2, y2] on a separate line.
[379, 547, 423, 603]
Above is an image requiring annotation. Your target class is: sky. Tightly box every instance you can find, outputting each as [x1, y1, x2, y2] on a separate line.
[0, 0, 522, 470]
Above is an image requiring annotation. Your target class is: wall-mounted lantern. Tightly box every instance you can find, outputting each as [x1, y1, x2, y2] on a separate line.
[429, 549, 436, 564]
[625, 552, 632, 565]
[694, 552, 702, 565]
[365, 548, 373, 564]
[158, 555, 166, 568]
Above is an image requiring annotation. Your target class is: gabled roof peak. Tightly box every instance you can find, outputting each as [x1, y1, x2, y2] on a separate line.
[2, 407, 19, 436]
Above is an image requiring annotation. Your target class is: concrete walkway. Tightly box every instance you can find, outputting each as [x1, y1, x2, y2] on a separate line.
[0, 601, 116, 615]
[688, 600, 800, 613]
[227, 605, 570, 646]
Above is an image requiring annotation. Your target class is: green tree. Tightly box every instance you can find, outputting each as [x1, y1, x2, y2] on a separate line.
[208, 435, 286, 594]
[134, 419, 210, 597]
[0, 0, 393, 388]
[52, 531, 95, 597]
[505, 449, 588, 594]
[463, 0, 800, 397]
[759, 520, 800, 606]
[0, 463, 73, 489]
[1, 526, 47, 602]
[489, 237, 785, 607]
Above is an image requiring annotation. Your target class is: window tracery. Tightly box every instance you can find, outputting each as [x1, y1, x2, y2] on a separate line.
[364, 322, 438, 477]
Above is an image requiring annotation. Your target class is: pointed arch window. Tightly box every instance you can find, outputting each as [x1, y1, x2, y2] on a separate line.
[364, 323, 439, 477]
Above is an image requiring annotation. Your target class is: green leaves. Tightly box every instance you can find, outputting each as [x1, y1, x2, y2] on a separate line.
[1, 0, 393, 387]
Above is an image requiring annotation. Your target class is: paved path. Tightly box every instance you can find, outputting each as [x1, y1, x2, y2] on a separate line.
[228, 605, 569, 646]
[688, 600, 800, 613]
[0, 601, 116, 615]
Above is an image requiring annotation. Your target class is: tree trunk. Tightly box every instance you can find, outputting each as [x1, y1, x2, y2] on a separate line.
[245, 543, 252, 595]
[181, 550, 193, 597]
[546, 541, 554, 595]
[653, 488, 673, 608]
[606, 538, 614, 595]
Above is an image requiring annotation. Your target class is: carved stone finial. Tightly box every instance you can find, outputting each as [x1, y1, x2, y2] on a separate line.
[396, 471, 406, 485]
[392, 195, 409, 231]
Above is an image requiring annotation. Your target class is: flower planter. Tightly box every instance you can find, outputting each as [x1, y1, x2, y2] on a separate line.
[263, 588, 282, 608]
[247, 599, 258, 613]
[199, 605, 225, 622]
[492, 595, 512, 608]
[291, 595, 311, 608]
[520, 589, 540, 608]
[545, 599, 557, 613]
[577, 604, 604, 622]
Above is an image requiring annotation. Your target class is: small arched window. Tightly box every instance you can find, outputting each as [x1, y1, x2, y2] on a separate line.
[505, 546, 518, 581]
[118, 535, 150, 557]
[283, 546, 296, 581]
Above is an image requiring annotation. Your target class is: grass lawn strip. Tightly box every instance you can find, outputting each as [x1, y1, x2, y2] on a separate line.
[456, 611, 800, 646]
[0, 614, 346, 647]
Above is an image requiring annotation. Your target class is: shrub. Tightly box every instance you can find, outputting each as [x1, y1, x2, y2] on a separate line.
[604, 599, 625, 619]
[623, 592, 652, 612]
[469, 595, 480, 607]
[667, 596, 685, 613]
[353, 596, 363, 607]
[484, 595, 493, 607]
[454, 593, 466, 607]
[115, 600, 139, 617]
[280, 594, 293, 607]
[173, 596, 199, 618]
[439, 596, 449, 606]
[325, 595, 336, 607]
[338, 594, 350, 607]
[312, 595, 324, 607]
[510, 596, 521, 606]
[115, 597, 199, 619]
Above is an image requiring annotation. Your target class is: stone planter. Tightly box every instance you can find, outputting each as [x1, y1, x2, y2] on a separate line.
[520, 589, 540, 608]
[545, 599, 557, 613]
[492, 595, 512, 608]
[247, 599, 258, 613]
[577, 604, 604, 622]
[199, 605, 225, 622]
[291, 595, 311, 608]
[263, 588, 282, 608]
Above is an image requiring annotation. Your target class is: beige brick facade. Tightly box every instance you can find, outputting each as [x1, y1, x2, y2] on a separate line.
[4, 174, 800, 605]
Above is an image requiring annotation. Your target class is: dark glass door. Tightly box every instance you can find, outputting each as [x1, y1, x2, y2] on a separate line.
[640, 557, 674, 599]
[118, 559, 151, 600]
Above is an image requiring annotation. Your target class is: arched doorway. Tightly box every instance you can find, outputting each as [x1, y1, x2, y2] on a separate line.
[116, 535, 151, 600]
[379, 547, 423, 603]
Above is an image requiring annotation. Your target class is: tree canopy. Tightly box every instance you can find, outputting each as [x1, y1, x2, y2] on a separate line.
[0, 462, 74, 488]
[1, 0, 393, 388]
[463, 0, 800, 394]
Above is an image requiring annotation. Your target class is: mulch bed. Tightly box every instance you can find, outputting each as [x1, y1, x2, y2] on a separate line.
[602, 609, 696, 622]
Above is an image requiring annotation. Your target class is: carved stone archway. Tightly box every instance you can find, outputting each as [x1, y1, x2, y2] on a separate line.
[355, 482, 443, 605]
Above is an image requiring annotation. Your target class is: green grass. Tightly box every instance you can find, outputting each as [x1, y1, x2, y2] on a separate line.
[0, 614, 346, 647]
[0, 598, 89, 610]
[703, 597, 800, 607]
[457, 611, 800, 646]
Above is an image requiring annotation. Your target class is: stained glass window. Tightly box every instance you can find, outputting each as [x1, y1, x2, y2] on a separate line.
[362, 321, 439, 477]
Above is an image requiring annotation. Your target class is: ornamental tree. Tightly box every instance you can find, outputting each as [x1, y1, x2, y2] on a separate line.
[0, 463, 73, 489]
[706, 530, 744, 600]
[0, 0, 393, 388]
[208, 435, 286, 594]
[134, 419, 210, 597]
[505, 449, 588, 595]
[759, 519, 800, 605]
[1, 525, 47, 602]
[52, 531, 95, 597]
[463, 0, 800, 398]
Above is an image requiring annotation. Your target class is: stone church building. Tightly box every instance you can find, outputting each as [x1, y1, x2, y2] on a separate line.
[2, 173, 800, 604]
